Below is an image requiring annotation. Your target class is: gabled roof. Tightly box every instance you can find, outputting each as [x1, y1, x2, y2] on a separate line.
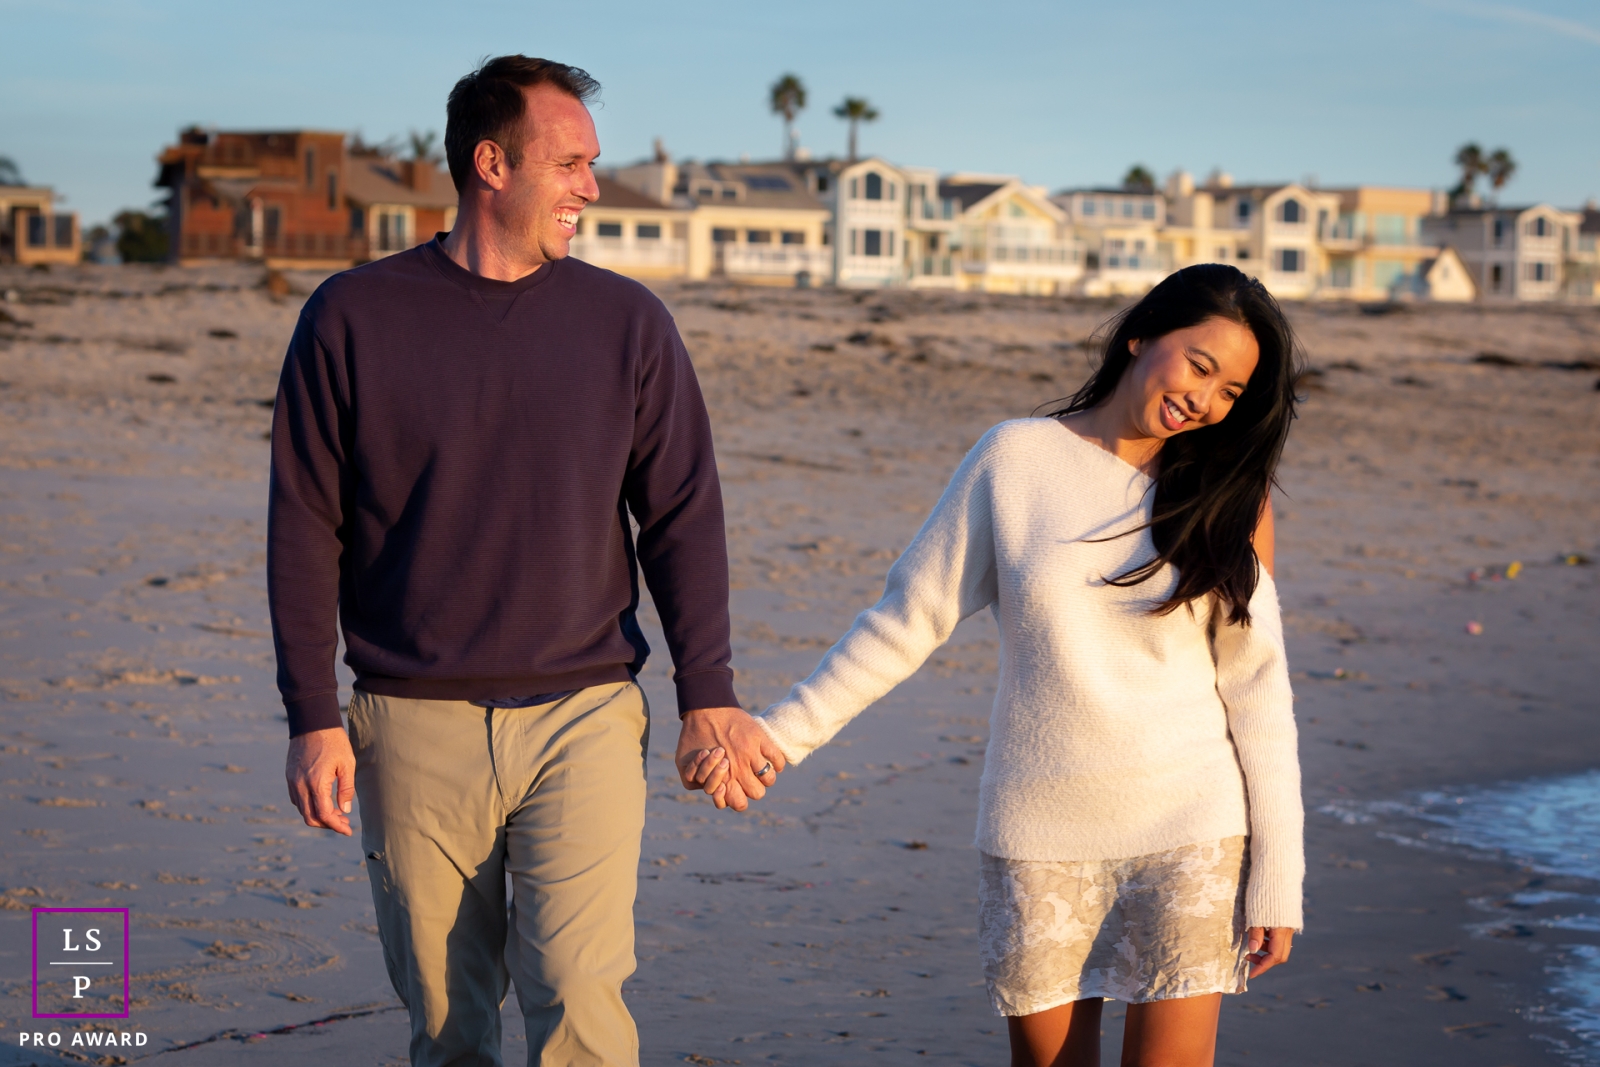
[593, 175, 677, 211]
[343, 159, 457, 209]
[677, 161, 828, 211]
[939, 181, 1004, 211]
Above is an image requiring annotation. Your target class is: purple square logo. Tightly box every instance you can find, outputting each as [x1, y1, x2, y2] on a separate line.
[31, 908, 130, 1019]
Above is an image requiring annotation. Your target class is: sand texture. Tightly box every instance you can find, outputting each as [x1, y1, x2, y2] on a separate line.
[0, 263, 1597, 1065]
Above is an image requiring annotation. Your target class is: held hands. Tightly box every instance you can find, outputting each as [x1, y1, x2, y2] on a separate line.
[286, 726, 356, 836]
[675, 706, 786, 812]
[1246, 926, 1294, 979]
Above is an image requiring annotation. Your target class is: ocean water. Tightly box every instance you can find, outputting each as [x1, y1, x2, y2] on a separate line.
[1322, 770, 1600, 1063]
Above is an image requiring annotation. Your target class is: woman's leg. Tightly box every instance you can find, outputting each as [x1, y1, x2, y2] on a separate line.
[1119, 993, 1222, 1067]
[1008, 997, 1104, 1067]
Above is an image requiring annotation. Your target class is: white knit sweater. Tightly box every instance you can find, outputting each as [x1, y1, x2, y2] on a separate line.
[758, 419, 1304, 930]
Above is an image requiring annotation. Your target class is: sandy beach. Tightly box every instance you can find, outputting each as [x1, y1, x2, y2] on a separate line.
[0, 262, 1597, 1066]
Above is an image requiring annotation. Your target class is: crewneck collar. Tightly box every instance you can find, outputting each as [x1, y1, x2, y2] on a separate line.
[421, 235, 562, 298]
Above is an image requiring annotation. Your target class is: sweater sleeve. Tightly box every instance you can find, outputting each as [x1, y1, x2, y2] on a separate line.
[1212, 570, 1305, 930]
[624, 319, 738, 715]
[267, 308, 349, 737]
[757, 433, 1000, 762]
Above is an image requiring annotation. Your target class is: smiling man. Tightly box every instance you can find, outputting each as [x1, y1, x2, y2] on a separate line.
[268, 56, 782, 1066]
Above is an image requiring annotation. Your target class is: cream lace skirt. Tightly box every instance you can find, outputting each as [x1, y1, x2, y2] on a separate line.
[978, 836, 1251, 1015]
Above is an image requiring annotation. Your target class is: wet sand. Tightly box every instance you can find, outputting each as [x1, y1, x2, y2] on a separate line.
[0, 263, 1596, 1065]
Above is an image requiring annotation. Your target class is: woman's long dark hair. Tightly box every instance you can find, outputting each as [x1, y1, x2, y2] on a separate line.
[1040, 264, 1302, 625]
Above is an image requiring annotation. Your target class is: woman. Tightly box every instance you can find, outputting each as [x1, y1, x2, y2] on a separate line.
[694, 264, 1304, 1066]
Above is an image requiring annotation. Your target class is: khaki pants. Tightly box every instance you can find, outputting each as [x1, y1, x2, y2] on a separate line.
[348, 682, 649, 1067]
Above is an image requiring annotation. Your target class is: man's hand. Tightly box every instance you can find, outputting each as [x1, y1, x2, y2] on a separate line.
[1246, 926, 1294, 978]
[676, 706, 785, 813]
[286, 727, 356, 836]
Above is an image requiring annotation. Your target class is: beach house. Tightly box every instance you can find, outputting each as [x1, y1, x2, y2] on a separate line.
[342, 150, 456, 260]
[1051, 186, 1168, 295]
[154, 127, 456, 268]
[1319, 186, 1454, 300]
[909, 175, 1082, 296]
[1420, 204, 1582, 302]
[0, 182, 80, 266]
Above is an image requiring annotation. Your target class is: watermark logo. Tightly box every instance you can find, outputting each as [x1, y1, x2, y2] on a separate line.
[31, 908, 129, 1019]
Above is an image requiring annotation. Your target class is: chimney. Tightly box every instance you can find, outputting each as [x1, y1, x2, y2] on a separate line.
[401, 160, 431, 193]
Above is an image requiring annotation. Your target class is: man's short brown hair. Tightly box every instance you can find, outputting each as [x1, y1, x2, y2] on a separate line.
[444, 55, 600, 192]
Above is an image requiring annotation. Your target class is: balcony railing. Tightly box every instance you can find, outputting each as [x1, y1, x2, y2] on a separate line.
[569, 235, 687, 271]
[722, 244, 833, 280]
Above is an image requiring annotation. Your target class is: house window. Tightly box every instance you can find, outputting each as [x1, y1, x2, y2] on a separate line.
[849, 178, 859, 199]
[25, 213, 45, 247]
[928, 233, 940, 252]
[1279, 199, 1303, 224]
[350, 207, 364, 235]
[1330, 262, 1353, 288]
[1374, 214, 1407, 245]
[712, 228, 737, 243]
[816, 174, 830, 193]
[746, 229, 772, 244]
[863, 229, 882, 256]
[304, 147, 316, 186]
[1236, 200, 1251, 224]
[597, 222, 623, 237]
[264, 206, 282, 241]
[720, 188, 737, 201]
[53, 215, 73, 247]
[1121, 200, 1134, 218]
[696, 186, 714, 200]
[1528, 262, 1551, 281]
[376, 210, 407, 251]
[1214, 246, 1228, 260]
[1372, 260, 1404, 289]
[327, 171, 338, 211]
[1236, 246, 1250, 260]
[865, 172, 883, 200]
[1492, 218, 1505, 245]
[1529, 217, 1549, 237]
[1490, 263, 1503, 290]
[1141, 201, 1156, 219]
[636, 223, 661, 240]
[887, 181, 896, 201]
[1275, 248, 1303, 272]
[781, 231, 804, 245]
[1082, 199, 1096, 216]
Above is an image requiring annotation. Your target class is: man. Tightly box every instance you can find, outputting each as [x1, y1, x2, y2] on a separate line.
[270, 55, 784, 1067]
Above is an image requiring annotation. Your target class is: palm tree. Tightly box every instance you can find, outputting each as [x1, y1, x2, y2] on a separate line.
[1486, 148, 1516, 199]
[0, 156, 23, 186]
[1452, 143, 1486, 203]
[408, 130, 442, 164]
[833, 97, 879, 162]
[1122, 165, 1155, 193]
[770, 74, 807, 160]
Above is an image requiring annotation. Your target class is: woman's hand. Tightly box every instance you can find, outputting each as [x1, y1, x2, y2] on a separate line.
[1246, 926, 1294, 978]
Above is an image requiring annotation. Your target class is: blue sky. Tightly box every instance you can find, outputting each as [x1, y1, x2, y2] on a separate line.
[3, 0, 1598, 226]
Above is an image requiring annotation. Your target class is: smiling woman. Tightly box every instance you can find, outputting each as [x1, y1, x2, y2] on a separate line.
[730, 261, 1307, 1067]
[1043, 264, 1303, 625]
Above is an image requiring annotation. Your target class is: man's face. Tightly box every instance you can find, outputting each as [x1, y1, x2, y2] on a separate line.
[493, 84, 600, 264]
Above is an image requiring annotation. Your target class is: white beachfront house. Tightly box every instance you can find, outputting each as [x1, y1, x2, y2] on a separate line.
[1420, 204, 1581, 302]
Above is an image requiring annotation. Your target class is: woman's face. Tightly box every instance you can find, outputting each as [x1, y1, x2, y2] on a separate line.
[1118, 317, 1261, 441]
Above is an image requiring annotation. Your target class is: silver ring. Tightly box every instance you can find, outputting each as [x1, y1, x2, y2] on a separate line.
[756, 761, 773, 778]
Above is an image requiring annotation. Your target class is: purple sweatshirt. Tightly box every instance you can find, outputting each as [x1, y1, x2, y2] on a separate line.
[267, 240, 738, 736]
